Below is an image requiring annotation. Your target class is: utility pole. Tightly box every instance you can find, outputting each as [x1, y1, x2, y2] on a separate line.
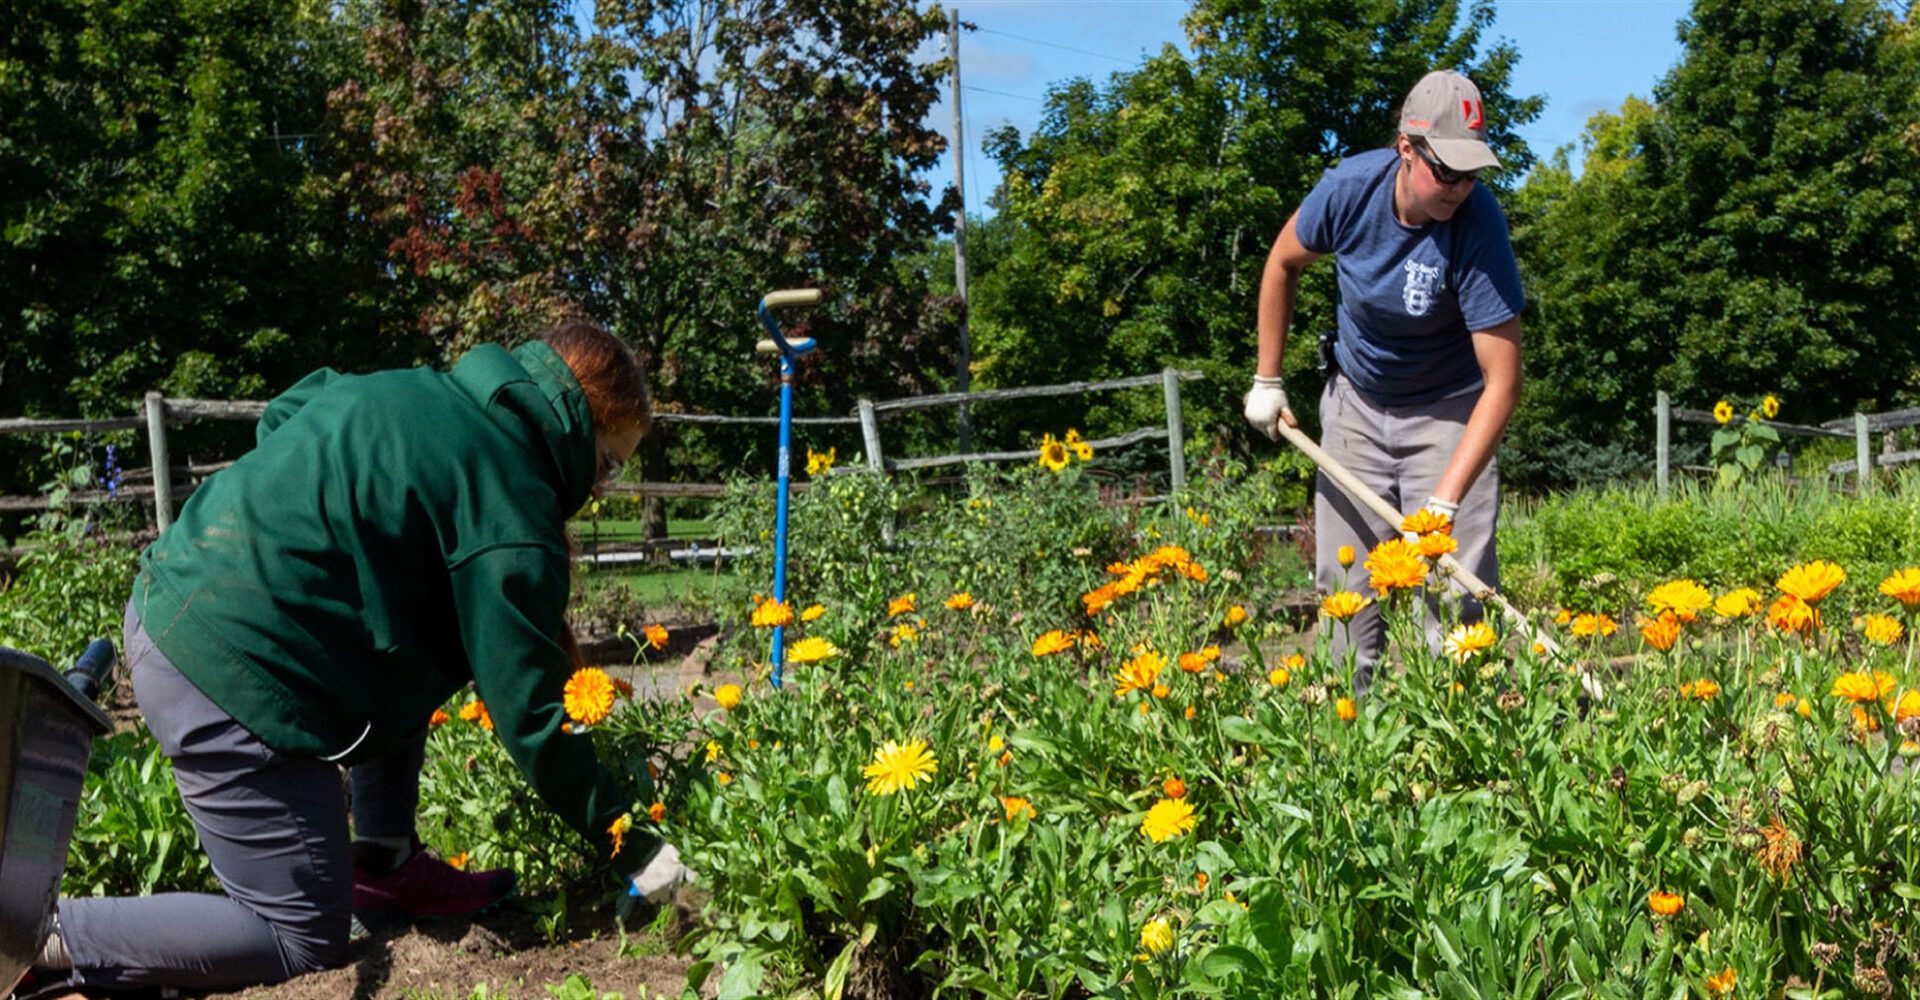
[948, 10, 973, 453]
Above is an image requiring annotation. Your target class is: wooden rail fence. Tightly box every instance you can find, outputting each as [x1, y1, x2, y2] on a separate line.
[1, 369, 1204, 527]
[1654, 391, 1920, 495]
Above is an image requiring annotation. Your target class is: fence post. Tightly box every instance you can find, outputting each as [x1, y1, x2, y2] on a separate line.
[145, 392, 173, 530]
[1655, 391, 1670, 496]
[1162, 369, 1186, 494]
[1855, 413, 1872, 495]
[857, 399, 885, 474]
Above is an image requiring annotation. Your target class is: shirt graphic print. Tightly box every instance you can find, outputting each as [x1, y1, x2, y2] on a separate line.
[1401, 259, 1444, 317]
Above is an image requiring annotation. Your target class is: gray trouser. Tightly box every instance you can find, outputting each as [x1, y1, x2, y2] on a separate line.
[52, 604, 425, 991]
[1314, 374, 1499, 691]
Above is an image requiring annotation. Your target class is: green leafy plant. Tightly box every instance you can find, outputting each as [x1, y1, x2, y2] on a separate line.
[1709, 394, 1785, 487]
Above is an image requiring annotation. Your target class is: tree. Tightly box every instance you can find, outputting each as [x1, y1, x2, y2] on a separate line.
[970, 0, 1537, 457]
[1509, 0, 1920, 487]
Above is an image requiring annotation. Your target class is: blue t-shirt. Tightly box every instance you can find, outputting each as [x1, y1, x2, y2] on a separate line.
[1294, 148, 1524, 407]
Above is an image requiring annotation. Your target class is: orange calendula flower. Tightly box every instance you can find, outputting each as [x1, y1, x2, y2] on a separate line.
[1114, 651, 1167, 698]
[644, 623, 669, 650]
[1364, 537, 1428, 595]
[647, 801, 666, 824]
[944, 592, 974, 610]
[1768, 594, 1818, 636]
[564, 667, 618, 725]
[1704, 968, 1737, 994]
[1832, 671, 1894, 703]
[1777, 560, 1846, 605]
[1893, 689, 1920, 722]
[1647, 890, 1684, 916]
[458, 699, 493, 730]
[607, 813, 631, 858]
[750, 598, 794, 628]
[1178, 650, 1210, 673]
[1862, 614, 1904, 645]
[1755, 815, 1802, 882]
[1336, 697, 1357, 722]
[1569, 612, 1618, 638]
[1267, 667, 1291, 688]
[1001, 796, 1036, 821]
[1878, 567, 1920, 610]
[712, 683, 743, 711]
[1646, 579, 1713, 623]
[1140, 798, 1197, 842]
[1638, 612, 1682, 652]
[800, 603, 827, 622]
[1443, 622, 1498, 663]
[1032, 629, 1077, 657]
[429, 708, 451, 727]
[446, 851, 469, 870]
[1321, 591, 1371, 621]
[1223, 604, 1249, 628]
[787, 636, 841, 663]
[1082, 582, 1122, 616]
[1713, 588, 1763, 619]
[1415, 532, 1459, 559]
[1400, 508, 1453, 536]
[1183, 704, 1196, 720]
[610, 677, 635, 699]
[889, 623, 920, 647]
[1774, 691, 1799, 709]
[716, 771, 733, 785]
[1150, 683, 1171, 700]
[1162, 776, 1187, 800]
[862, 739, 937, 796]
[887, 593, 917, 617]
[1337, 545, 1356, 568]
[1687, 678, 1721, 701]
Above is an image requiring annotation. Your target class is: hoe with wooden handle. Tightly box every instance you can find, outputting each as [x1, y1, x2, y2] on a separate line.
[1269, 418, 1606, 701]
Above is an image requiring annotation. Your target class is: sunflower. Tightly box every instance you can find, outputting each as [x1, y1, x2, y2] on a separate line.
[1569, 612, 1619, 638]
[1879, 567, 1920, 610]
[1761, 394, 1780, 419]
[1037, 434, 1071, 472]
[1713, 588, 1763, 619]
[712, 683, 743, 710]
[1638, 612, 1683, 652]
[1863, 614, 1904, 645]
[1777, 560, 1846, 605]
[1031, 629, 1077, 657]
[1064, 428, 1094, 462]
[750, 598, 795, 628]
[1712, 400, 1734, 424]
[564, 668, 617, 725]
[944, 592, 974, 611]
[887, 593, 917, 617]
[862, 739, 938, 796]
[787, 636, 841, 663]
[1140, 798, 1197, 842]
[1443, 622, 1498, 663]
[1137, 917, 1175, 959]
[1321, 591, 1372, 621]
[1646, 890, 1684, 916]
[1646, 579, 1713, 623]
[1364, 537, 1428, 595]
[1001, 795, 1036, 821]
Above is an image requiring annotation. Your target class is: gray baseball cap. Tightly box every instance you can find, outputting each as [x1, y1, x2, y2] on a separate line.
[1399, 69, 1500, 172]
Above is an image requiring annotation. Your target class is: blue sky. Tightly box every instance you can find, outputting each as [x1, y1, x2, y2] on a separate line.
[923, 0, 1693, 217]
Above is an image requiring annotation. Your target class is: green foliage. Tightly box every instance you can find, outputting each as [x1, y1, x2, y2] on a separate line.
[1707, 396, 1785, 488]
[63, 728, 215, 897]
[1509, 0, 1920, 488]
[0, 529, 139, 664]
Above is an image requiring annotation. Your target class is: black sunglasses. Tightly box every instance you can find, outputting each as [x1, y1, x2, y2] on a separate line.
[1412, 142, 1479, 186]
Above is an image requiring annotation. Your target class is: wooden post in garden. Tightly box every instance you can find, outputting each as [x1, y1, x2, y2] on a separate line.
[1855, 413, 1872, 495]
[857, 399, 885, 474]
[1655, 391, 1671, 496]
[1162, 368, 1186, 493]
[145, 392, 173, 530]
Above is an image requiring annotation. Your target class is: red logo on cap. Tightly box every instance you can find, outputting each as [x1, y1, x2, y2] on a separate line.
[1461, 99, 1484, 130]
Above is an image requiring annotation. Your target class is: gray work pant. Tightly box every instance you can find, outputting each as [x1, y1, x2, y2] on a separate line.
[51, 604, 426, 991]
[1314, 374, 1499, 691]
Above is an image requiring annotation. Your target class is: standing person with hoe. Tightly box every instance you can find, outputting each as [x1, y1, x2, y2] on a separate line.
[1243, 69, 1526, 691]
[21, 321, 691, 995]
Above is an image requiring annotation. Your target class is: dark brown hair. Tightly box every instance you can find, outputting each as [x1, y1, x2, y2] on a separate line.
[541, 320, 650, 435]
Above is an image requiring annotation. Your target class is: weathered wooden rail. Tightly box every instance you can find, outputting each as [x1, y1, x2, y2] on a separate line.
[1654, 391, 1919, 495]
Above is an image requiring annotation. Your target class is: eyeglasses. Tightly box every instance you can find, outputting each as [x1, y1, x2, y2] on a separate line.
[1412, 142, 1479, 186]
[596, 444, 630, 486]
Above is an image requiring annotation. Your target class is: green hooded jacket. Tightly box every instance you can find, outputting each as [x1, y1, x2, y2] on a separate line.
[133, 341, 644, 860]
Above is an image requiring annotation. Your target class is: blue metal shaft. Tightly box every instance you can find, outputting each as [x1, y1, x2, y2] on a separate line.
[770, 358, 795, 687]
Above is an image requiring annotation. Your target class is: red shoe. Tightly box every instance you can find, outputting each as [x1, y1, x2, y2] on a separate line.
[352, 843, 516, 919]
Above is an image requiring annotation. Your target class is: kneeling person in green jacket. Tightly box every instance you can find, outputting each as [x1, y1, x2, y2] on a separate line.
[27, 321, 689, 993]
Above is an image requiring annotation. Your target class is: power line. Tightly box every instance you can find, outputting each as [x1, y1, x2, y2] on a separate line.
[964, 84, 1044, 104]
[972, 25, 1136, 66]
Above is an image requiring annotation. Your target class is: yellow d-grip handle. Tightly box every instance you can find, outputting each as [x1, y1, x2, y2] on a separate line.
[761, 288, 822, 310]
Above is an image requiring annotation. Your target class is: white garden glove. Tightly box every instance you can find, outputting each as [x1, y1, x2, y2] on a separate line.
[618, 841, 694, 921]
[1243, 375, 1291, 441]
